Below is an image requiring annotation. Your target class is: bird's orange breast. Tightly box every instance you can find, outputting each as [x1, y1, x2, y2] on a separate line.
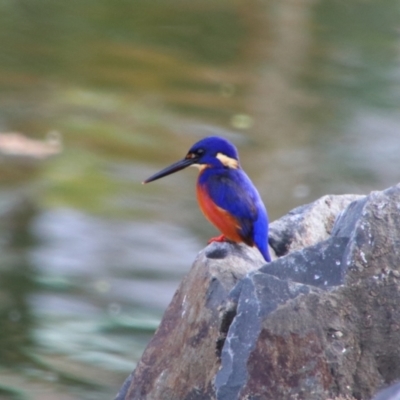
[196, 183, 243, 243]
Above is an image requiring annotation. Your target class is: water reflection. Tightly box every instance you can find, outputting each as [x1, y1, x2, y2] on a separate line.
[0, 197, 36, 366]
[0, 0, 399, 398]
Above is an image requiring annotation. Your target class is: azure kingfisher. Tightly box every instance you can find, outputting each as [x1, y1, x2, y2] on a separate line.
[143, 136, 271, 262]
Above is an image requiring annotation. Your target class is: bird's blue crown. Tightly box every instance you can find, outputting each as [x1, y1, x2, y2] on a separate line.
[188, 136, 240, 168]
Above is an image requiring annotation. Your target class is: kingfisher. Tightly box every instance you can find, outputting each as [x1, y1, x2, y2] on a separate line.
[143, 136, 271, 262]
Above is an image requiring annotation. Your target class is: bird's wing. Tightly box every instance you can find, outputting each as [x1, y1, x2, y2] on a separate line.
[203, 170, 259, 242]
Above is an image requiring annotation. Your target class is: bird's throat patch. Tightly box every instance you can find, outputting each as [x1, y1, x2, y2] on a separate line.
[216, 153, 239, 169]
[191, 163, 208, 171]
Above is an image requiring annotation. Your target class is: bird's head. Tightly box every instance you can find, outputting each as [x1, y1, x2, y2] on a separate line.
[143, 136, 240, 184]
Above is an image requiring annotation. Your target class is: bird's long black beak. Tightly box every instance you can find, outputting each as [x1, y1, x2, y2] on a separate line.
[142, 157, 197, 184]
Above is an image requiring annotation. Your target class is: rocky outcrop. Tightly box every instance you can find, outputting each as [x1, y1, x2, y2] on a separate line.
[115, 242, 266, 400]
[116, 184, 400, 400]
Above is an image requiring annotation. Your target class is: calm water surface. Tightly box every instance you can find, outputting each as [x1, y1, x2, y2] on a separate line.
[0, 1, 399, 398]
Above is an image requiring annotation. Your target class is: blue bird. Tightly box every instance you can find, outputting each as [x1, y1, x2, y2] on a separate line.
[143, 136, 271, 262]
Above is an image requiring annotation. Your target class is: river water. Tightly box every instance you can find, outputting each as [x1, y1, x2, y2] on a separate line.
[0, 1, 399, 399]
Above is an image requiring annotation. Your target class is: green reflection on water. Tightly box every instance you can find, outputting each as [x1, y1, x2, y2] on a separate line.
[0, 202, 36, 365]
[0, 0, 248, 396]
[305, 0, 399, 111]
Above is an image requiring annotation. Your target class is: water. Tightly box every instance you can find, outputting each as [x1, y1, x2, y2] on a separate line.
[0, 1, 399, 398]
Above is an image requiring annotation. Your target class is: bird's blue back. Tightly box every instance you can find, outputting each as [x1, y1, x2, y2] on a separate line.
[198, 166, 271, 262]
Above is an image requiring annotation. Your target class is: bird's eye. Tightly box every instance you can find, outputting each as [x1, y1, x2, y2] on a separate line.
[197, 148, 204, 155]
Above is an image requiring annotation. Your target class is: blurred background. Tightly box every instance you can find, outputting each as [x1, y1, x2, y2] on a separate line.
[0, 0, 399, 399]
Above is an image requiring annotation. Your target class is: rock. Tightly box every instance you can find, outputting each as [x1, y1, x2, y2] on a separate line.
[0, 131, 62, 159]
[268, 194, 364, 257]
[217, 185, 400, 400]
[117, 184, 400, 400]
[373, 381, 400, 400]
[115, 242, 265, 400]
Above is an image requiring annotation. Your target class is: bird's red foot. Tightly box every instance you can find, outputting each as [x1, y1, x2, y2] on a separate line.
[207, 234, 227, 244]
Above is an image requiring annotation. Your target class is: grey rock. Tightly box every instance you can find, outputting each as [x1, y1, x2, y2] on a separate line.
[115, 241, 264, 400]
[216, 184, 400, 400]
[373, 381, 400, 400]
[269, 194, 364, 256]
[117, 184, 400, 400]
